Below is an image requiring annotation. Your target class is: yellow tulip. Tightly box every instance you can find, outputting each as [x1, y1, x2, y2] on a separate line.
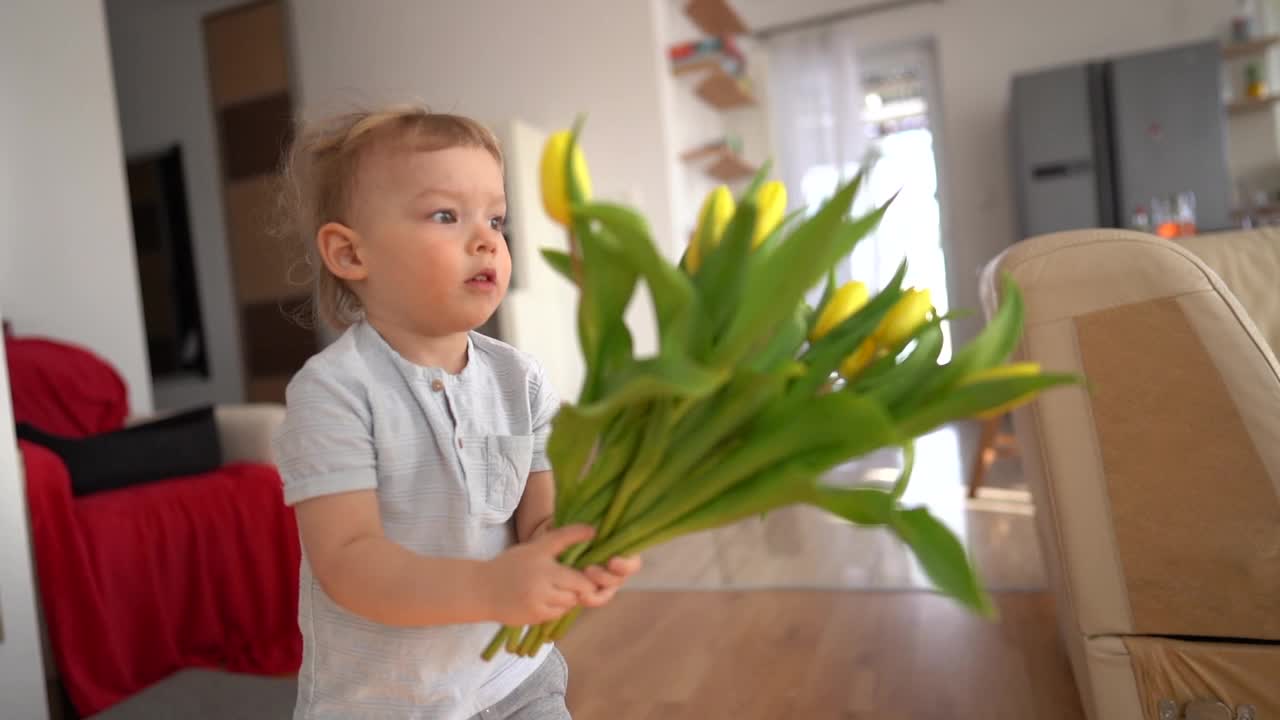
[877, 288, 932, 347]
[752, 180, 787, 248]
[839, 339, 880, 380]
[810, 281, 869, 342]
[686, 185, 735, 273]
[961, 362, 1042, 419]
[540, 130, 593, 227]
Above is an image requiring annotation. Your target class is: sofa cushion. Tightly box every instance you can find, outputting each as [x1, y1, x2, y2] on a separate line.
[5, 335, 128, 437]
[16, 405, 222, 496]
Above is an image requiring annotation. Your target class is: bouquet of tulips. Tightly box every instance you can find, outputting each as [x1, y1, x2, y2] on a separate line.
[481, 119, 1079, 660]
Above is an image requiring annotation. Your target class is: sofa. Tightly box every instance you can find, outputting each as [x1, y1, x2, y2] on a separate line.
[6, 332, 302, 718]
[982, 228, 1280, 720]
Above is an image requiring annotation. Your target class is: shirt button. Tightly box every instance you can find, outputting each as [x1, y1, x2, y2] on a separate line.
[431, 379, 444, 392]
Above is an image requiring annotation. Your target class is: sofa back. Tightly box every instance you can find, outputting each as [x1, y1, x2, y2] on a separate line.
[1176, 227, 1280, 355]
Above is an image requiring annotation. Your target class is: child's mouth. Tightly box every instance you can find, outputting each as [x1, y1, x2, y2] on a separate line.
[466, 270, 497, 289]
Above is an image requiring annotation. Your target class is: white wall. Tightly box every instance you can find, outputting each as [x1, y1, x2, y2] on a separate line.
[105, 0, 248, 411]
[742, 0, 1235, 344]
[0, 0, 152, 416]
[0, 315, 48, 720]
[659, 1, 774, 245]
[289, 0, 683, 360]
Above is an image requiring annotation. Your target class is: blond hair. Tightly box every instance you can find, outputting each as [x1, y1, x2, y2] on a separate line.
[279, 105, 503, 331]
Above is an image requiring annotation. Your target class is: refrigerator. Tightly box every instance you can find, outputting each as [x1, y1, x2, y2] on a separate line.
[1011, 40, 1232, 239]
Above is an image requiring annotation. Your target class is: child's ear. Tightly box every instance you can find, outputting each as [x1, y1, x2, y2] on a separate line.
[316, 222, 368, 281]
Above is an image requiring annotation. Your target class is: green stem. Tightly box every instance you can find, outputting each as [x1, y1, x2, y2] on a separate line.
[518, 624, 545, 655]
[509, 625, 530, 654]
[563, 480, 615, 527]
[597, 399, 675, 538]
[558, 406, 647, 523]
[588, 420, 819, 561]
[620, 373, 783, 526]
[482, 626, 514, 661]
[891, 440, 915, 501]
[549, 608, 582, 640]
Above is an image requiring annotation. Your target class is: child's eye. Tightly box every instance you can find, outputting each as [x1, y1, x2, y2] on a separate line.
[490, 216, 507, 232]
[429, 210, 457, 223]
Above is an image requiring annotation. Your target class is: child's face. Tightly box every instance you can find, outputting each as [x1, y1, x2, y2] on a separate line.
[350, 142, 510, 337]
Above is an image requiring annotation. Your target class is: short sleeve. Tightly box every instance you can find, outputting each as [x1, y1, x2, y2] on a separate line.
[272, 361, 378, 506]
[528, 359, 561, 474]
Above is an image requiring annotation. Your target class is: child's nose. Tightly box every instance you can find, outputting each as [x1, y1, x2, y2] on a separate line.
[470, 224, 495, 254]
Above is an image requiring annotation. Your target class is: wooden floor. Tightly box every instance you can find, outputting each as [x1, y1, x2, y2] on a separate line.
[558, 590, 1083, 720]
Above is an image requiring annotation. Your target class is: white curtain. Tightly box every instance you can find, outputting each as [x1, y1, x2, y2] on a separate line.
[767, 22, 869, 300]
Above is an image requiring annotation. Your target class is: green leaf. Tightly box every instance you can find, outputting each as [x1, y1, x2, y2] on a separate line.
[896, 372, 1081, 436]
[540, 248, 576, 286]
[858, 322, 945, 410]
[736, 159, 774, 207]
[810, 486, 895, 525]
[896, 273, 1025, 412]
[747, 303, 807, 373]
[752, 208, 807, 258]
[690, 190, 727, 275]
[624, 365, 795, 523]
[557, 405, 649, 522]
[891, 440, 915, 501]
[574, 350, 729, 419]
[890, 507, 994, 616]
[809, 267, 839, 337]
[704, 391, 899, 508]
[695, 200, 758, 337]
[716, 186, 893, 367]
[574, 223, 638, 401]
[607, 390, 899, 559]
[575, 202, 703, 348]
[547, 404, 607, 503]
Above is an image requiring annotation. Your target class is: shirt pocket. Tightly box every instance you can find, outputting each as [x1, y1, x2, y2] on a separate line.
[467, 434, 533, 523]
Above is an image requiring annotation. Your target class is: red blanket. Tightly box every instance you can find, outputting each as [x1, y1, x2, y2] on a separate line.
[22, 441, 302, 716]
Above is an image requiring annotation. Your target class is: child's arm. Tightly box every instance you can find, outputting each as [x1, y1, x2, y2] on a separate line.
[296, 488, 598, 628]
[514, 470, 555, 542]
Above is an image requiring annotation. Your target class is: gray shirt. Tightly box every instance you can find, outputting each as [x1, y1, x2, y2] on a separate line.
[272, 320, 560, 719]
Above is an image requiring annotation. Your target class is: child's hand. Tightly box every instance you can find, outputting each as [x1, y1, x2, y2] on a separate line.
[482, 524, 598, 626]
[579, 554, 644, 608]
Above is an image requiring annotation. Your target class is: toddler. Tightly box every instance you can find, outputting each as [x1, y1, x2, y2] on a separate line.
[272, 106, 640, 719]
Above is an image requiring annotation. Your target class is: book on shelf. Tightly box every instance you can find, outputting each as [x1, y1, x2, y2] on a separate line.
[669, 35, 747, 77]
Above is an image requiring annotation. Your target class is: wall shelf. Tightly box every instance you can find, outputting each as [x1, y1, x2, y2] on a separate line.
[1222, 35, 1280, 59]
[1232, 202, 1280, 217]
[1227, 94, 1280, 115]
[684, 0, 748, 36]
[672, 54, 756, 109]
[695, 65, 756, 109]
[681, 145, 756, 182]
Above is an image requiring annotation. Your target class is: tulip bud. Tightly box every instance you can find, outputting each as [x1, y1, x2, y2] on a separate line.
[810, 281, 870, 342]
[752, 180, 787, 248]
[687, 185, 735, 273]
[877, 288, 932, 347]
[540, 130, 593, 227]
[961, 362, 1042, 419]
[839, 339, 880, 380]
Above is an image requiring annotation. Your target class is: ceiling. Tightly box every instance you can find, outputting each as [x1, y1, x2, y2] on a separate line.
[730, 0, 931, 37]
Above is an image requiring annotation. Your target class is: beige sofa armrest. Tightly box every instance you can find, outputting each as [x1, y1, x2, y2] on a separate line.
[215, 403, 285, 465]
